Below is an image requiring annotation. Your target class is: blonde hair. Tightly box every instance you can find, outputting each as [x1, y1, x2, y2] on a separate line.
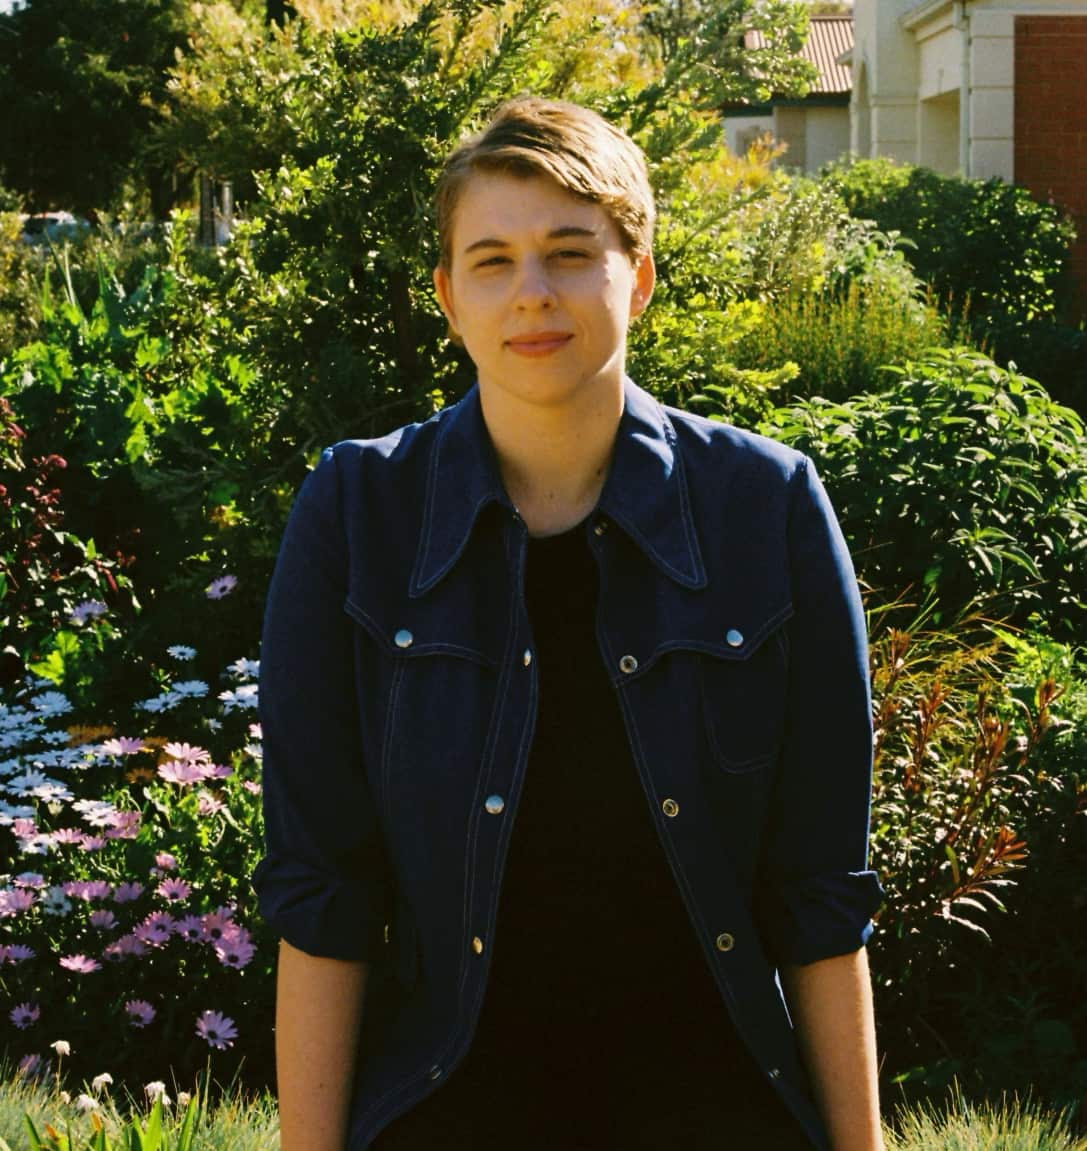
[435, 97, 656, 269]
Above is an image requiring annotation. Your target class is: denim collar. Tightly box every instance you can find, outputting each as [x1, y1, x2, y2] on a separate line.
[409, 377, 707, 597]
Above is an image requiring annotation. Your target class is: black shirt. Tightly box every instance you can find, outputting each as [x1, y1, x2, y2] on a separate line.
[371, 524, 812, 1149]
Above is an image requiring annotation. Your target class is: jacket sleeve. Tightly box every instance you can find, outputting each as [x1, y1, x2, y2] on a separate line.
[251, 446, 389, 961]
[755, 455, 884, 967]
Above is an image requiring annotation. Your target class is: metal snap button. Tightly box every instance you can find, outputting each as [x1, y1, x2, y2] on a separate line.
[593, 519, 609, 537]
[768, 1067, 782, 1080]
[471, 936, 484, 955]
[715, 932, 736, 952]
[725, 629, 743, 648]
[661, 798, 679, 818]
[523, 649, 533, 667]
[394, 629, 414, 649]
[619, 654, 638, 674]
[485, 794, 505, 815]
[428, 1065, 443, 1081]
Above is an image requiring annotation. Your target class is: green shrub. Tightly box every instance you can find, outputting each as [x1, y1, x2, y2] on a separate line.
[732, 278, 948, 402]
[824, 158, 1076, 330]
[758, 348, 1087, 637]
[823, 157, 1084, 407]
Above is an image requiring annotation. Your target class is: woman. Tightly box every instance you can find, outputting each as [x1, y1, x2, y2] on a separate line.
[253, 97, 885, 1151]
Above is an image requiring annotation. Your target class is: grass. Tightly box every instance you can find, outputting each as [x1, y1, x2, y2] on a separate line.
[0, 1071, 1083, 1150]
[0, 1064, 280, 1150]
[884, 1087, 1087, 1151]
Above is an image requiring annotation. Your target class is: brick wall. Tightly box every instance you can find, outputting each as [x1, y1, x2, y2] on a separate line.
[1014, 15, 1087, 318]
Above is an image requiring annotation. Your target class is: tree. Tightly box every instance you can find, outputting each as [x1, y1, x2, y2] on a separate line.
[0, 0, 198, 213]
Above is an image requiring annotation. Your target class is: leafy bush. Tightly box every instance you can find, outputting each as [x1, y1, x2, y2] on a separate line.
[823, 158, 1083, 404]
[824, 158, 1077, 329]
[0, 397, 131, 693]
[759, 349, 1087, 636]
[863, 602, 1087, 1107]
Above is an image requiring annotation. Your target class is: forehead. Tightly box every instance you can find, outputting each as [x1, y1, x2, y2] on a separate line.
[448, 169, 620, 252]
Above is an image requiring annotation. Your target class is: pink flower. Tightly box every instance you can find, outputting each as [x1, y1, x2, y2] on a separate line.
[195, 1009, 237, 1050]
[51, 827, 85, 845]
[134, 912, 174, 947]
[105, 811, 141, 839]
[89, 909, 117, 930]
[197, 792, 224, 816]
[156, 878, 191, 903]
[10, 1002, 39, 1029]
[101, 737, 145, 756]
[59, 954, 101, 974]
[205, 575, 237, 600]
[214, 925, 256, 970]
[155, 852, 178, 871]
[12, 818, 37, 839]
[174, 915, 204, 942]
[125, 1000, 156, 1028]
[0, 889, 36, 916]
[103, 934, 148, 961]
[112, 882, 144, 903]
[63, 880, 113, 902]
[242, 780, 261, 794]
[200, 908, 234, 942]
[13, 873, 46, 888]
[157, 761, 205, 786]
[79, 835, 107, 851]
[162, 742, 209, 765]
[201, 763, 233, 780]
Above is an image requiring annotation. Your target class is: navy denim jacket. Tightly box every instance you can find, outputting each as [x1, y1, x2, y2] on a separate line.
[252, 377, 883, 1150]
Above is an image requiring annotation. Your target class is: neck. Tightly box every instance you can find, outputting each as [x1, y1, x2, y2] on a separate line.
[480, 379, 625, 537]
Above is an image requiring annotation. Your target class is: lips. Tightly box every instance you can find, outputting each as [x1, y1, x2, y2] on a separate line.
[505, 331, 573, 357]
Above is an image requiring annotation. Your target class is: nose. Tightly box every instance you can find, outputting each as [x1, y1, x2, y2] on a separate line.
[513, 257, 556, 310]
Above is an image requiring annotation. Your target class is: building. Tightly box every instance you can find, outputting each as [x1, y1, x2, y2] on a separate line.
[722, 15, 855, 173]
[848, 0, 1087, 313]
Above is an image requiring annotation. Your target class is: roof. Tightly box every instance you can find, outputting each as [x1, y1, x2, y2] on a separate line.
[744, 16, 854, 96]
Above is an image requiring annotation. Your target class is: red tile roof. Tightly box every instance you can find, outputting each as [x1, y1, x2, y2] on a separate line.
[744, 16, 853, 96]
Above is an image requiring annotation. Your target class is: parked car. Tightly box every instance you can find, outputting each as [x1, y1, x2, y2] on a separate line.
[19, 211, 92, 245]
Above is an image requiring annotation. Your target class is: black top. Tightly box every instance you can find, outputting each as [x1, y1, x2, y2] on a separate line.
[370, 524, 812, 1150]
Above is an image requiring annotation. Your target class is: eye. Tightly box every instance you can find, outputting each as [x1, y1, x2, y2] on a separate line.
[552, 248, 590, 261]
[474, 255, 510, 269]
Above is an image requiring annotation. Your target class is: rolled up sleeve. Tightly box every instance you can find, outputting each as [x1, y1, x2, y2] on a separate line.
[251, 446, 389, 961]
[755, 456, 884, 967]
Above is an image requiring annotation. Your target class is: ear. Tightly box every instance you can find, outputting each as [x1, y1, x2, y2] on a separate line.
[629, 250, 656, 319]
[433, 265, 459, 335]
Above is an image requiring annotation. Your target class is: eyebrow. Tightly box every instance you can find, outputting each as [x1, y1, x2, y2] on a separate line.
[463, 225, 599, 255]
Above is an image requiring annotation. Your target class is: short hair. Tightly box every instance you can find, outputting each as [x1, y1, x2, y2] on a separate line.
[435, 97, 656, 269]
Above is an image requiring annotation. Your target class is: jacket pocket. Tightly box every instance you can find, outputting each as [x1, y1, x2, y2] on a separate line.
[697, 604, 792, 774]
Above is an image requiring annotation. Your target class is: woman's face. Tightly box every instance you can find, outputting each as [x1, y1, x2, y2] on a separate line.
[433, 169, 654, 415]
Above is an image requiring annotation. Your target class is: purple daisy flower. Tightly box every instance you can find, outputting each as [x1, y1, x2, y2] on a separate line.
[3, 943, 36, 963]
[125, 1000, 156, 1028]
[0, 889, 36, 916]
[103, 934, 148, 961]
[174, 915, 204, 942]
[59, 954, 101, 974]
[195, 1009, 237, 1050]
[89, 909, 117, 930]
[112, 881, 144, 903]
[205, 575, 238, 600]
[156, 878, 192, 903]
[10, 1002, 40, 1029]
[101, 736, 145, 756]
[214, 926, 256, 970]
